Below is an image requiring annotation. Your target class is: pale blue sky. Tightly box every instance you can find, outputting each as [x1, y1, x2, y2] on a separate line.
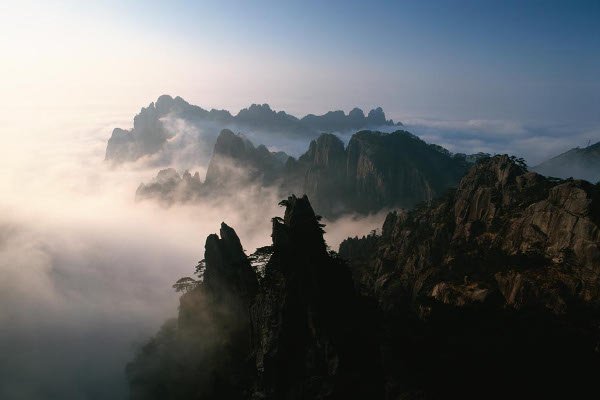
[58, 0, 599, 123]
[1, 0, 599, 161]
[2, 1, 597, 119]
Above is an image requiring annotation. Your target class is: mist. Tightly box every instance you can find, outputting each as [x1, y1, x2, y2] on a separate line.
[403, 118, 600, 166]
[0, 104, 383, 399]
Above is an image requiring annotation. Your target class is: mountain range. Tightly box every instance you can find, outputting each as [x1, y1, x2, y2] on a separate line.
[105, 95, 401, 163]
[127, 156, 600, 399]
[136, 128, 471, 217]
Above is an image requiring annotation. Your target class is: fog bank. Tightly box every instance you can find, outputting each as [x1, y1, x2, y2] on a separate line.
[0, 105, 383, 399]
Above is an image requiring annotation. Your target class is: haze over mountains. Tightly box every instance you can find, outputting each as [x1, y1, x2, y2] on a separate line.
[112, 95, 600, 399]
[4, 94, 597, 400]
[111, 94, 600, 225]
[534, 141, 600, 183]
[105, 95, 401, 165]
[136, 128, 471, 218]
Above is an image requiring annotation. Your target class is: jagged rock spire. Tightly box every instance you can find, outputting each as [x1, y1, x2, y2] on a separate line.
[253, 194, 383, 399]
[203, 222, 258, 302]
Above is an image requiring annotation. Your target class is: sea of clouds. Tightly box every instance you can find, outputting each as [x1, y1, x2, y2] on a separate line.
[0, 105, 383, 399]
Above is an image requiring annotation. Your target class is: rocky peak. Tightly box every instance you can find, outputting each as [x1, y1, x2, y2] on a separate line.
[458, 154, 526, 190]
[155, 168, 180, 184]
[345, 130, 468, 213]
[303, 133, 346, 167]
[212, 129, 254, 157]
[252, 195, 383, 398]
[453, 155, 549, 239]
[343, 154, 600, 312]
[154, 94, 175, 114]
[203, 222, 258, 303]
[270, 195, 328, 256]
[236, 103, 275, 120]
[367, 107, 386, 126]
[137, 128, 467, 218]
[348, 107, 366, 121]
[206, 129, 287, 187]
[338, 156, 600, 398]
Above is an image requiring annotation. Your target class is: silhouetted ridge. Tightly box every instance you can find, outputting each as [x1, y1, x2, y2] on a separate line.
[137, 129, 470, 217]
[127, 195, 383, 399]
[127, 222, 259, 400]
[203, 222, 258, 302]
[106, 95, 401, 163]
[251, 195, 383, 398]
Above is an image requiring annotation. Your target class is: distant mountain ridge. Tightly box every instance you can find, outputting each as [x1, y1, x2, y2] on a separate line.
[105, 95, 401, 163]
[136, 128, 470, 218]
[533, 141, 600, 183]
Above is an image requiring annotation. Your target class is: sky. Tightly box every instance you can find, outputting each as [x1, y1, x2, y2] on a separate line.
[0, 0, 598, 124]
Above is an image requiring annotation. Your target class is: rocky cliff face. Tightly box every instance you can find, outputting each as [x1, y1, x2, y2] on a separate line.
[534, 141, 600, 183]
[204, 129, 288, 187]
[291, 134, 349, 215]
[106, 95, 203, 162]
[135, 129, 288, 204]
[340, 155, 600, 398]
[128, 174, 600, 398]
[137, 129, 469, 218]
[344, 130, 467, 213]
[105, 95, 400, 163]
[342, 155, 600, 313]
[287, 130, 470, 215]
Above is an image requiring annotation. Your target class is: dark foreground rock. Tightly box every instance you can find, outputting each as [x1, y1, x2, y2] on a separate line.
[127, 195, 382, 399]
[128, 156, 600, 399]
[126, 223, 258, 399]
[250, 196, 383, 398]
[340, 155, 600, 399]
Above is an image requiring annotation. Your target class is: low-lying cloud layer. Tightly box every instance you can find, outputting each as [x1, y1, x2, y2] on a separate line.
[404, 118, 600, 166]
[3, 101, 596, 399]
[0, 106, 384, 399]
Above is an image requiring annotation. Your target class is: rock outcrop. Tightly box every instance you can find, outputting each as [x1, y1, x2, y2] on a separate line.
[128, 172, 600, 398]
[126, 223, 258, 400]
[250, 195, 382, 398]
[343, 130, 467, 213]
[127, 196, 382, 399]
[534, 140, 600, 183]
[340, 155, 600, 398]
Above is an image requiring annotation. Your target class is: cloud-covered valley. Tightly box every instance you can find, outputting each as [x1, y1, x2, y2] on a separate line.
[0, 105, 386, 399]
